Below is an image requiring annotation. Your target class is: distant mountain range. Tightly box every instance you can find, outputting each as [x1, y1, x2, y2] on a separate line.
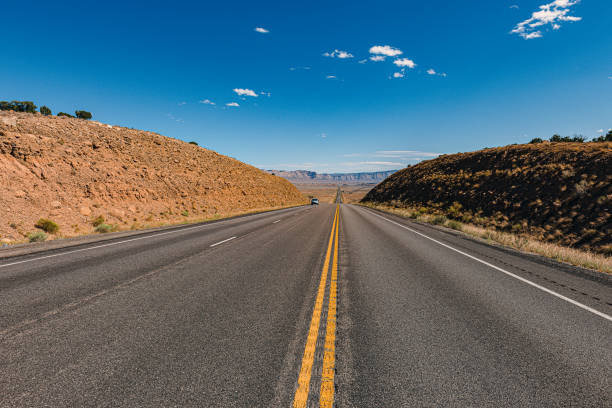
[264, 169, 398, 184]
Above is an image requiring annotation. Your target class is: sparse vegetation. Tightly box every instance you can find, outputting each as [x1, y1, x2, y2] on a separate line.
[181, 210, 189, 216]
[75, 110, 92, 120]
[529, 137, 543, 144]
[91, 215, 105, 227]
[0, 101, 37, 113]
[35, 218, 59, 234]
[28, 231, 48, 242]
[57, 112, 74, 118]
[94, 223, 114, 233]
[40, 106, 52, 116]
[188, 141, 198, 146]
[362, 142, 611, 255]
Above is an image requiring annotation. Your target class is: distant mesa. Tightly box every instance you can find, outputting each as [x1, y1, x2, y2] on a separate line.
[265, 169, 399, 184]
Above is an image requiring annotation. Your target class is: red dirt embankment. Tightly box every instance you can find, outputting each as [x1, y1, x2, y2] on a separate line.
[0, 111, 306, 243]
[362, 143, 612, 254]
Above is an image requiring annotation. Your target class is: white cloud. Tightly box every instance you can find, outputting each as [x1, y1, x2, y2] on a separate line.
[597, 129, 604, 133]
[427, 69, 436, 75]
[510, 5, 519, 9]
[199, 99, 215, 105]
[178, 101, 186, 106]
[375, 150, 440, 158]
[392, 72, 404, 78]
[511, 0, 582, 40]
[370, 55, 386, 62]
[254, 27, 269, 33]
[394, 58, 416, 68]
[226, 102, 239, 107]
[358, 59, 368, 64]
[323, 49, 354, 59]
[326, 75, 337, 79]
[260, 91, 271, 97]
[233, 88, 258, 97]
[289, 66, 311, 71]
[369, 45, 403, 57]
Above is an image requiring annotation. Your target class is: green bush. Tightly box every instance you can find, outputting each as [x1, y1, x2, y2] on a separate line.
[447, 220, 463, 230]
[0, 100, 37, 113]
[57, 112, 74, 118]
[529, 137, 543, 144]
[432, 215, 448, 225]
[181, 210, 189, 216]
[91, 215, 105, 227]
[592, 130, 612, 142]
[94, 223, 114, 233]
[188, 141, 198, 146]
[40, 105, 52, 116]
[75, 110, 92, 120]
[35, 218, 59, 234]
[28, 231, 48, 242]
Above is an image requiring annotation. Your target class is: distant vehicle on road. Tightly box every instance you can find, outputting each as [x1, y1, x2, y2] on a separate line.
[311, 198, 319, 205]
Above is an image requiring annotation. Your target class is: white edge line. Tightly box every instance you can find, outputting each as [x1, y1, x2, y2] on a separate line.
[210, 236, 237, 247]
[362, 207, 612, 323]
[0, 207, 300, 269]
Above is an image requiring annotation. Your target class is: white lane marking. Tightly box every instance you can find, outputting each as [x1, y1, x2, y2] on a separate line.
[273, 220, 281, 224]
[209, 236, 236, 247]
[0, 207, 303, 269]
[362, 208, 612, 323]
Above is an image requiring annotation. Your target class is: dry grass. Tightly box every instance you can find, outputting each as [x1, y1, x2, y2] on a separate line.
[362, 203, 612, 275]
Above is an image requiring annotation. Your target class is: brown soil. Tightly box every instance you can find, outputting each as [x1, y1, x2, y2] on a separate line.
[362, 143, 612, 254]
[0, 111, 306, 243]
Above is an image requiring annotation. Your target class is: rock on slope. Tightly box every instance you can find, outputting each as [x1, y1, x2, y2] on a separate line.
[0, 111, 305, 242]
[362, 143, 612, 254]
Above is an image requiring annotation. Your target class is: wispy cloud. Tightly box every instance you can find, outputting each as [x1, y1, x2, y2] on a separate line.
[510, 4, 519, 9]
[199, 99, 215, 105]
[370, 55, 386, 62]
[511, 0, 582, 40]
[289, 66, 311, 71]
[369, 45, 403, 57]
[254, 27, 269, 33]
[392, 72, 404, 78]
[178, 101, 186, 106]
[226, 102, 239, 107]
[394, 58, 416, 68]
[427, 68, 447, 77]
[358, 59, 368, 64]
[166, 113, 184, 123]
[323, 49, 354, 59]
[326, 75, 337, 79]
[233, 88, 258, 97]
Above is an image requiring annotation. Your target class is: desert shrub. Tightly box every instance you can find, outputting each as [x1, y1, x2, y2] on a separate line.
[188, 141, 198, 146]
[57, 112, 74, 118]
[94, 223, 114, 233]
[408, 211, 418, 219]
[0, 100, 37, 113]
[28, 231, 48, 242]
[91, 215, 105, 227]
[432, 215, 448, 225]
[40, 105, 52, 116]
[417, 206, 428, 214]
[75, 110, 92, 119]
[35, 218, 59, 234]
[550, 134, 585, 143]
[529, 137, 543, 144]
[447, 220, 463, 230]
[181, 210, 189, 216]
[592, 130, 612, 142]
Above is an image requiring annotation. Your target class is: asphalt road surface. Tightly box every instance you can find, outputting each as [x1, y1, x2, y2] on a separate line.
[1, 203, 610, 407]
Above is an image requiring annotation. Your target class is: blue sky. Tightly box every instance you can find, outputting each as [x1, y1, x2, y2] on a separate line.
[2, 0, 611, 172]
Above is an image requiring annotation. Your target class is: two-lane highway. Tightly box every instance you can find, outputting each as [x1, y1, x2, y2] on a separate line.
[1, 202, 611, 407]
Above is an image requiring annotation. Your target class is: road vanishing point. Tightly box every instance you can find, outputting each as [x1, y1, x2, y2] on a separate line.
[1, 196, 611, 407]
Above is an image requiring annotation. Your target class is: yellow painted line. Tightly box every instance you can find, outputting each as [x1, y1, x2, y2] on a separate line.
[320, 206, 339, 407]
[293, 205, 339, 408]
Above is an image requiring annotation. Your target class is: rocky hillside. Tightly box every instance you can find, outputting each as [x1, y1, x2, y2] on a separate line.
[0, 111, 306, 243]
[265, 169, 397, 184]
[362, 143, 612, 254]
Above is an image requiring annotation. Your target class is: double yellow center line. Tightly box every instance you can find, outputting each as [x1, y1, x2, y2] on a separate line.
[293, 205, 340, 408]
